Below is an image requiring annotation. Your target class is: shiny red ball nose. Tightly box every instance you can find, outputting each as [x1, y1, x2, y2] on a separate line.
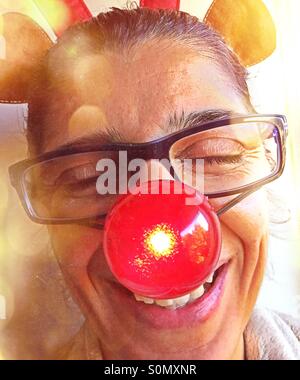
[103, 180, 221, 299]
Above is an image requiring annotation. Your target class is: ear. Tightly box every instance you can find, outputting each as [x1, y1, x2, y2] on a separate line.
[204, 0, 276, 67]
[0, 12, 54, 104]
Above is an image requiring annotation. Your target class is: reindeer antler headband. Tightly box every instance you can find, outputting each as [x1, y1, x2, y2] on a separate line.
[0, 0, 276, 104]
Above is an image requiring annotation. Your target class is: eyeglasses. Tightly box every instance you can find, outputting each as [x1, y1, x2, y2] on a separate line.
[9, 114, 288, 226]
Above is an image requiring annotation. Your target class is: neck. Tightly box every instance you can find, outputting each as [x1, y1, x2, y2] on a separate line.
[231, 335, 245, 360]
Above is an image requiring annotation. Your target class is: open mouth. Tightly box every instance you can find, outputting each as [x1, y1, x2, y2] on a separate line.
[90, 259, 230, 330]
[133, 263, 227, 309]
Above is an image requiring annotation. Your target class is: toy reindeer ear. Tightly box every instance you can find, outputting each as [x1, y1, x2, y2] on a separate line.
[204, 0, 276, 67]
[0, 12, 54, 104]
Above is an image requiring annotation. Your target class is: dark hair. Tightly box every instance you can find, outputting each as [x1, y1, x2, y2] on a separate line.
[27, 6, 252, 154]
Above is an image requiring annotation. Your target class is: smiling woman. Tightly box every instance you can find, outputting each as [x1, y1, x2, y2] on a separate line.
[1, 3, 300, 360]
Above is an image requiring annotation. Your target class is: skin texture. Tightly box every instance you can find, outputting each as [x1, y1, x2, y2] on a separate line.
[44, 42, 269, 359]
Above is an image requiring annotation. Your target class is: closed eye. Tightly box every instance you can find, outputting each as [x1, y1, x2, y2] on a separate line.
[175, 155, 244, 165]
[55, 164, 97, 186]
[204, 155, 244, 165]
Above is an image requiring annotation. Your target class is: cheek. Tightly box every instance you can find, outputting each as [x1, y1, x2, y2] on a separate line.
[48, 225, 104, 271]
[212, 189, 269, 248]
[214, 190, 269, 305]
[48, 225, 110, 325]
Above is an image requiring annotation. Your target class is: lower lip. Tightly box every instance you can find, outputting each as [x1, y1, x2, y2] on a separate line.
[108, 263, 229, 330]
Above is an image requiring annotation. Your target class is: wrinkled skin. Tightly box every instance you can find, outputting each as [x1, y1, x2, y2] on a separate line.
[45, 42, 269, 359]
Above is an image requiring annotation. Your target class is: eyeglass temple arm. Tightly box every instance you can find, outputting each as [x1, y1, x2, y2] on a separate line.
[216, 186, 263, 217]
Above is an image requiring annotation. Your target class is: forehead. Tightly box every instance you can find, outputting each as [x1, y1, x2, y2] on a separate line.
[45, 43, 247, 151]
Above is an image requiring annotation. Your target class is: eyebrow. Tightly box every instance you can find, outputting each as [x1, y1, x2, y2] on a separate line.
[166, 109, 234, 133]
[48, 109, 235, 154]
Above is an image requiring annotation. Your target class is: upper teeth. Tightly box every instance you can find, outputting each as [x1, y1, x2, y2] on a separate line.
[189, 284, 205, 301]
[133, 272, 215, 309]
[206, 273, 214, 283]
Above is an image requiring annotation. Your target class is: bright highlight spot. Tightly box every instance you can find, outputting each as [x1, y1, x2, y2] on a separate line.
[144, 224, 177, 259]
[0, 294, 5, 320]
[149, 231, 171, 253]
[0, 35, 6, 59]
[0, 278, 14, 331]
[0, 14, 3, 35]
[33, 0, 70, 33]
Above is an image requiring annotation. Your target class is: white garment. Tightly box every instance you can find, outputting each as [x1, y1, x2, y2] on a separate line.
[244, 308, 300, 360]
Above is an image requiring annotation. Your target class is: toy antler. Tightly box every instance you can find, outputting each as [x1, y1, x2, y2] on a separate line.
[203, 0, 276, 67]
[0, 13, 53, 103]
[0, 0, 92, 104]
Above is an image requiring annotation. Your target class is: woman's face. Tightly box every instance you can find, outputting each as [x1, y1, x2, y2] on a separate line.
[45, 42, 269, 359]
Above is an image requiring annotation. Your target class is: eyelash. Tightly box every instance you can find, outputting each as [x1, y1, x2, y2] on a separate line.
[65, 176, 98, 190]
[54, 164, 97, 185]
[177, 155, 243, 165]
[204, 155, 243, 165]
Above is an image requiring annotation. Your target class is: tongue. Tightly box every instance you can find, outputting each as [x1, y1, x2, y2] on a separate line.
[103, 180, 221, 299]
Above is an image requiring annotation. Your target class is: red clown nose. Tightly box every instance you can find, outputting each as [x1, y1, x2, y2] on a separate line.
[103, 180, 221, 299]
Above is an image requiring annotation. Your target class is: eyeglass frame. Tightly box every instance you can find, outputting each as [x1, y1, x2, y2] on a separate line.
[8, 113, 288, 226]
